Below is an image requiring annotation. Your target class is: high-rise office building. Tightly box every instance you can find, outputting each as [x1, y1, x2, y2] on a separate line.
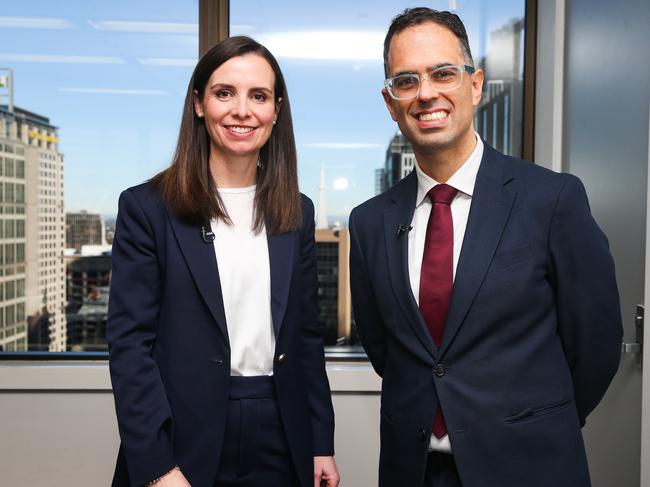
[0, 99, 66, 351]
[0, 107, 28, 351]
[66, 211, 104, 251]
[104, 218, 116, 245]
[315, 228, 352, 346]
[375, 167, 386, 195]
[475, 18, 524, 156]
[66, 254, 111, 351]
[380, 131, 416, 192]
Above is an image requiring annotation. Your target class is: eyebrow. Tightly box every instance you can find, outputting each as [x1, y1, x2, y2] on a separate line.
[209, 82, 273, 94]
[390, 62, 455, 77]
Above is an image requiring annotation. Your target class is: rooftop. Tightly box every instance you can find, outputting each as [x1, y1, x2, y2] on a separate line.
[0, 105, 57, 130]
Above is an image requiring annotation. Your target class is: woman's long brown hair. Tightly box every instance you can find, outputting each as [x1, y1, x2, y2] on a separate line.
[151, 36, 301, 234]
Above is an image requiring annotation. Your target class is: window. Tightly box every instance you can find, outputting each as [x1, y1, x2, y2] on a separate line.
[230, 0, 528, 352]
[5, 281, 14, 300]
[0, 0, 197, 353]
[4, 183, 14, 204]
[5, 220, 13, 239]
[0, 1, 531, 355]
[4, 158, 14, 178]
[16, 244, 24, 263]
[5, 245, 14, 266]
[6, 305, 14, 326]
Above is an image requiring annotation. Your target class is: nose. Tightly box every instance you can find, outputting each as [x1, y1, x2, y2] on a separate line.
[417, 75, 440, 102]
[232, 95, 251, 118]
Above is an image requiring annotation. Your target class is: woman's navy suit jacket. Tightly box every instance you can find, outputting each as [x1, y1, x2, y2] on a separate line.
[107, 182, 334, 487]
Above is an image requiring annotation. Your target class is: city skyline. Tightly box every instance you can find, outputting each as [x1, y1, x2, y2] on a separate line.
[1, 0, 525, 219]
[0, 0, 526, 352]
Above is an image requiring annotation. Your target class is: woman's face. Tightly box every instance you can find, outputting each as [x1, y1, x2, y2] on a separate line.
[194, 54, 279, 161]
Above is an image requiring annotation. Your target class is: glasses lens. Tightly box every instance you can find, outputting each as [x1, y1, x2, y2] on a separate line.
[389, 74, 419, 99]
[387, 66, 466, 99]
[429, 65, 462, 92]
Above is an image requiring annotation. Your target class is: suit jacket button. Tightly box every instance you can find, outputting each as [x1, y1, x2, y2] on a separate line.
[277, 353, 287, 364]
[418, 428, 428, 441]
[434, 364, 446, 377]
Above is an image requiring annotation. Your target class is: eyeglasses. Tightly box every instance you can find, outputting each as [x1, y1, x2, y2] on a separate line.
[384, 64, 475, 100]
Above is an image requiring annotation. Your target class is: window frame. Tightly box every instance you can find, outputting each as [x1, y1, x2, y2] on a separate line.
[0, 0, 537, 361]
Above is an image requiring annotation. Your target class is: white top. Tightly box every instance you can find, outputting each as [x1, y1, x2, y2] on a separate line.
[210, 185, 275, 377]
[408, 135, 484, 453]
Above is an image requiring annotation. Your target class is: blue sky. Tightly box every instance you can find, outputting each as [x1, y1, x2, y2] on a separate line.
[0, 0, 524, 219]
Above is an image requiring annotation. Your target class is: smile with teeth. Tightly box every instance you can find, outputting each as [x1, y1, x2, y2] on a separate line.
[418, 111, 448, 121]
[226, 125, 255, 134]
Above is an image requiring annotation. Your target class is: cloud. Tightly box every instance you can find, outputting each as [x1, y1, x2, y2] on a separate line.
[58, 87, 168, 95]
[333, 178, 349, 190]
[302, 142, 382, 149]
[137, 57, 196, 67]
[257, 30, 384, 60]
[230, 24, 255, 34]
[0, 53, 124, 64]
[88, 20, 197, 34]
[0, 16, 75, 29]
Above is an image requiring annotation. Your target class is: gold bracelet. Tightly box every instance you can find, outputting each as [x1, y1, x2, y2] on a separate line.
[145, 466, 180, 486]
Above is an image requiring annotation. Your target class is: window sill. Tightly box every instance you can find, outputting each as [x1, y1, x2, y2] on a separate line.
[0, 359, 381, 392]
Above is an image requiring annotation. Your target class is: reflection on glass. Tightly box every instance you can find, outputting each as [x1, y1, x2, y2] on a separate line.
[230, 0, 526, 350]
[0, 1, 526, 354]
[475, 17, 525, 157]
[0, 0, 197, 352]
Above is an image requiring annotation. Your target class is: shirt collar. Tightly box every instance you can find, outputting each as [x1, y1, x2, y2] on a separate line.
[415, 134, 484, 207]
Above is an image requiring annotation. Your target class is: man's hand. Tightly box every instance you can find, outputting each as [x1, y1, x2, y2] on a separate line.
[314, 455, 340, 487]
[150, 467, 191, 486]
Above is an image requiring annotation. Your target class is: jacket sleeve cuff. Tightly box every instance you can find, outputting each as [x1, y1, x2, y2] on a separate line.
[125, 447, 176, 487]
[312, 434, 335, 457]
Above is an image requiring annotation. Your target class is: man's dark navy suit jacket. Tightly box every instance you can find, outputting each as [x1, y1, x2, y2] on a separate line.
[349, 142, 622, 487]
[107, 184, 334, 487]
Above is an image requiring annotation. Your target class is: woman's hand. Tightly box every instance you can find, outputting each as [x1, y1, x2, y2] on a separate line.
[150, 467, 191, 486]
[314, 455, 340, 487]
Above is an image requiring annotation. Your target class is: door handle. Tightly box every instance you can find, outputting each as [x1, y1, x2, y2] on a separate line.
[621, 304, 643, 367]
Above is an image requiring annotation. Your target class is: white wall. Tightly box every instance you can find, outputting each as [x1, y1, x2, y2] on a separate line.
[0, 361, 381, 487]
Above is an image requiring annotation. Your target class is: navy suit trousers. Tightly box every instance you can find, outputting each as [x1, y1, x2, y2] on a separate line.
[424, 453, 463, 487]
[214, 376, 299, 487]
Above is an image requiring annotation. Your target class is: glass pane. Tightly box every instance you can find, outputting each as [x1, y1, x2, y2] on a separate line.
[230, 1, 527, 352]
[0, 0, 198, 352]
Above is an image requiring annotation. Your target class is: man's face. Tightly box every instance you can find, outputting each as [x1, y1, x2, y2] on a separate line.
[383, 22, 483, 158]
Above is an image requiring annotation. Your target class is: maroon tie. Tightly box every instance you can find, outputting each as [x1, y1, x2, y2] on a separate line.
[419, 183, 457, 439]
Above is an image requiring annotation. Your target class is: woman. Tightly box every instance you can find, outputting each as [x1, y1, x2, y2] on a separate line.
[108, 36, 339, 487]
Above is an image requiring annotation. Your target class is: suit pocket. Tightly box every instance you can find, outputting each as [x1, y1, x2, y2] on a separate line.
[504, 396, 574, 424]
[490, 242, 533, 273]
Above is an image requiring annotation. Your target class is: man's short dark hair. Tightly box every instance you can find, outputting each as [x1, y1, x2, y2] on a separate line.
[383, 7, 474, 77]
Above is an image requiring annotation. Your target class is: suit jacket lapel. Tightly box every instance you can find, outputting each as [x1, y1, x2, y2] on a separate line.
[267, 231, 294, 337]
[167, 213, 229, 344]
[439, 145, 517, 357]
[383, 171, 437, 360]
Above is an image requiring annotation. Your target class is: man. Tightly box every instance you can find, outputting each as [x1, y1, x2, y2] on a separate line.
[349, 8, 622, 487]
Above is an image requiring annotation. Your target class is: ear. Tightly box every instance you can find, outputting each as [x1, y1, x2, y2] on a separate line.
[275, 96, 282, 116]
[193, 89, 204, 117]
[470, 68, 484, 107]
[382, 88, 398, 122]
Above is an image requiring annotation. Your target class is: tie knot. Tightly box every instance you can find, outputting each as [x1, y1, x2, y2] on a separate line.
[428, 184, 458, 205]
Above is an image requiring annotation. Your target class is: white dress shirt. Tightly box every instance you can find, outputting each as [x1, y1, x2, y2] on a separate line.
[407, 135, 484, 452]
[211, 185, 275, 377]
